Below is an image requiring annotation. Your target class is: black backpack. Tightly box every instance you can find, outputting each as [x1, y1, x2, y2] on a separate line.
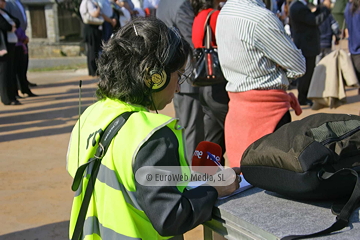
[241, 113, 360, 240]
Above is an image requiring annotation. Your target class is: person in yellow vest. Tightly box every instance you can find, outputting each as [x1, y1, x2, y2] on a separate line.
[66, 17, 240, 240]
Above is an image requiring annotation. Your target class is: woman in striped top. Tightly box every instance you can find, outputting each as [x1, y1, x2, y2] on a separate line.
[216, 0, 306, 168]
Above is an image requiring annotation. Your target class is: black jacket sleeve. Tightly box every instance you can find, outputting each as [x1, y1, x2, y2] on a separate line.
[1, 9, 20, 28]
[290, 2, 329, 27]
[0, 14, 13, 32]
[175, 0, 194, 49]
[133, 126, 218, 236]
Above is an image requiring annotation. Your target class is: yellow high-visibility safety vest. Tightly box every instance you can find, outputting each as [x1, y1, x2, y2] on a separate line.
[66, 98, 188, 240]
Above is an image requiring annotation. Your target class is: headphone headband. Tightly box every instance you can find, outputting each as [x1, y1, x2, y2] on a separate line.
[164, 27, 182, 66]
[146, 27, 182, 92]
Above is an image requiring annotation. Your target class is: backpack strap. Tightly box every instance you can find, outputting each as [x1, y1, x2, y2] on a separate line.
[281, 168, 360, 240]
[71, 111, 135, 240]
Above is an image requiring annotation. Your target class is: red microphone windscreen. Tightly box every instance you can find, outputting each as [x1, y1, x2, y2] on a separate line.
[191, 141, 222, 175]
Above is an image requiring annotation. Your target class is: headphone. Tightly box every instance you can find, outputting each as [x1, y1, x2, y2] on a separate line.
[144, 27, 182, 92]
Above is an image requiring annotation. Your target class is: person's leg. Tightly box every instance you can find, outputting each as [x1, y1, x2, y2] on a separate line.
[297, 56, 316, 105]
[0, 61, 11, 104]
[203, 111, 226, 165]
[24, 46, 29, 73]
[85, 26, 102, 76]
[13, 46, 22, 96]
[200, 84, 229, 165]
[102, 21, 113, 43]
[87, 37, 101, 76]
[7, 44, 17, 100]
[173, 93, 205, 161]
[87, 41, 96, 76]
[14, 46, 34, 96]
[351, 54, 360, 81]
[24, 44, 36, 87]
[2, 44, 20, 105]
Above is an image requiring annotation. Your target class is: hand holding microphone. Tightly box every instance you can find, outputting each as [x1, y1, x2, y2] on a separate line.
[191, 141, 241, 197]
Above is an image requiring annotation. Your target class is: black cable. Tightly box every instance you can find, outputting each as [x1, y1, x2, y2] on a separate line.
[150, 92, 158, 114]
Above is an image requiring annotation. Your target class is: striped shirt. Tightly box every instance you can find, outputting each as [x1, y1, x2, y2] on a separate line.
[216, 0, 306, 92]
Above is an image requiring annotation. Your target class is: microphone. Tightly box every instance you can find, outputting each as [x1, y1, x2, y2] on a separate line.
[191, 141, 223, 175]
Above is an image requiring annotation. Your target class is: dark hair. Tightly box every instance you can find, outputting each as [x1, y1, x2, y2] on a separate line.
[190, 0, 214, 16]
[351, 0, 360, 14]
[96, 17, 191, 107]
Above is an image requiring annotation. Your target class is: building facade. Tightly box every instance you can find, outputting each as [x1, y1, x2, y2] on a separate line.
[22, 0, 83, 57]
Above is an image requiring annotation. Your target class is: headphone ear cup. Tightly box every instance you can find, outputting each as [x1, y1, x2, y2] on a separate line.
[145, 68, 170, 92]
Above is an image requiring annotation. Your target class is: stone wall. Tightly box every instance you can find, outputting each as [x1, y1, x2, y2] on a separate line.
[28, 41, 85, 58]
[44, 3, 59, 43]
[23, 0, 83, 58]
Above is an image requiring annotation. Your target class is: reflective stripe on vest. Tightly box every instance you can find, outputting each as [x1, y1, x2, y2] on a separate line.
[82, 216, 141, 240]
[75, 163, 143, 211]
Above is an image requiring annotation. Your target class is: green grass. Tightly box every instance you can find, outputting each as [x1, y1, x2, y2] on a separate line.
[28, 63, 87, 72]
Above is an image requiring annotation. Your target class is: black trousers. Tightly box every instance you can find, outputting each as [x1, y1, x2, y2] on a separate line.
[0, 43, 16, 105]
[102, 21, 113, 43]
[297, 56, 316, 104]
[199, 82, 229, 165]
[86, 40, 101, 76]
[173, 92, 205, 161]
[351, 54, 360, 82]
[25, 44, 29, 83]
[84, 24, 102, 76]
[14, 46, 30, 94]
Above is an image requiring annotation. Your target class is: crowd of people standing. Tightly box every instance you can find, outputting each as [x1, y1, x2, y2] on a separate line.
[79, 0, 160, 77]
[0, 0, 37, 106]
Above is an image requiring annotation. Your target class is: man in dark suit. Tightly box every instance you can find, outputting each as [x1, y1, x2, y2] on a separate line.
[289, 0, 330, 106]
[157, 0, 205, 161]
[5, 0, 37, 88]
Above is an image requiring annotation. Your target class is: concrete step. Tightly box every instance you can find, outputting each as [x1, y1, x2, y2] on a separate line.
[29, 56, 86, 70]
